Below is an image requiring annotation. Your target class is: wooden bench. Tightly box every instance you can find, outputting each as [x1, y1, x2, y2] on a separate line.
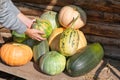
[0, 60, 97, 80]
[0, 59, 120, 80]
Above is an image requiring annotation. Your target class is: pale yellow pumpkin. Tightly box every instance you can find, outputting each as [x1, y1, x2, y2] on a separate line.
[76, 30, 87, 52]
[0, 43, 33, 66]
[48, 28, 64, 51]
[59, 5, 87, 29]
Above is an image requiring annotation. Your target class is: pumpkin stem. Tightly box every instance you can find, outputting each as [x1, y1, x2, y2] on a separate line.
[36, 18, 41, 24]
[69, 15, 79, 28]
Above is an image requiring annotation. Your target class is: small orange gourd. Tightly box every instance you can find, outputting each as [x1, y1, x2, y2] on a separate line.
[0, 43, 33, 66]
[59, 5, 87, 29]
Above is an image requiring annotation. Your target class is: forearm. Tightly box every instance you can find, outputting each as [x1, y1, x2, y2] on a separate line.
[10, 0, 33, 28]
[17, 13, 33, 28]
[0, 0, 27, 33]
[9, 0, 20, 16]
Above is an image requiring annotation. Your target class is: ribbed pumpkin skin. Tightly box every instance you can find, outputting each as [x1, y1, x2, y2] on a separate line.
[0, 43, 33, 66]
[60, 28, 79, 56]
[76, 30, 87, 52]
[40, 11, 60, 29]
[39, 51, 66, 76]
[32, 18, 53, 38]
[48, 28, 64, 51]
[33, 40, 49, 64]
[59, 5, 87, 29]
[66, 43, 104, 77]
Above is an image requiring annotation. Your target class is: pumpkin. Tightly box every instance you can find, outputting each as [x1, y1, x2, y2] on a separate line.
[40, 11, 60, 29]
[12, 31, 28, 43]
[66, 43, 104, 77]
[48, 28, 64, 51]
[48, 27, 87, 54]
[39, 51, 66, 76]
[0, 43, 33, 66]
[76, 30, 87, 52]
[33, 40, 49, 64]
[59, 5, 87, 29]
[32, 18, 53, 38]
[59, 16, 79, 56]
[22, 38, 36, 48]
[59, 27, 79, 56]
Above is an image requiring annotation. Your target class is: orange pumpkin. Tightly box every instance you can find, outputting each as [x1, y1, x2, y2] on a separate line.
[48, 28, 64, 51]
[0, 43, 33, 66]
[59, 5, 87, 29]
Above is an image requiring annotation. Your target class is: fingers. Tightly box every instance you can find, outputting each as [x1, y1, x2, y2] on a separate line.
[25, 28, 46, 41]
[33, 34, 46, 41]
[31, 35, 46, 41]
[34, 35, 46, 41]
[35, 29, 45, 35]
[31, 29, 46, 41]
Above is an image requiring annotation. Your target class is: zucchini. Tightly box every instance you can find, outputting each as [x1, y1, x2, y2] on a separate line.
[66, 43, 104, 77]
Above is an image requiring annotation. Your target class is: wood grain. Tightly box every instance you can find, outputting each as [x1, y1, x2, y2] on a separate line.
[0, 59, 119, 80]
[12, 0, 120, 13]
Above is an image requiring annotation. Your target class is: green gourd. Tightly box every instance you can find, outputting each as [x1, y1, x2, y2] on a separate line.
[12, 31, 28, 43]
[39, 51, 66, 76]
[33, 40, 49, 64]
[40, 11, 60, 29]
[66, 43, 104, 77]
[32, 18, 53, 38]
[59, 16, 79, 56]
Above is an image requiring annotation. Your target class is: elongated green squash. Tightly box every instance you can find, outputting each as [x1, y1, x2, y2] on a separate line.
[66, 43, 104, 77]
[33, 40, 49, 64]
[59, 28, 79, 56]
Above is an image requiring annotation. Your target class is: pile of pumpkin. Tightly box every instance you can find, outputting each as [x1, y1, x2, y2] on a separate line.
[0, 5, 104, 77]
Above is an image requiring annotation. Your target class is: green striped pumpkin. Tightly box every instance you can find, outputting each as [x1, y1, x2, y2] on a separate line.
[33, 40, 49, 64]
[39, 51, 66, 75]
[59, 28, 79, 56]
[32, 18, 53, 38]
[40, 11, 60, 30]
[12, 31, 28, 43]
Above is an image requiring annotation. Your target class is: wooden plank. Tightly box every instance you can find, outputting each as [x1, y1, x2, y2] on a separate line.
[1, 60, 88, 80]
[12, 0, 120, 13]
[81, 22, 120, 39]
[0, 28, 12, 44]
[0, 60, 95, 80]
[16, 3, 120, 24]
[104, 46, 120, 60]
[0, 59, 120, 80]
[86, 10, 120, 24]
[85, 35, 120, 48]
